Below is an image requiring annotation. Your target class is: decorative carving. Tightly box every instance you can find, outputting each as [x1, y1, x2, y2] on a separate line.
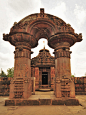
[12, 21, 29, 30]
[25, 64, 29, 77]
[4, 33, 32, 46]
[13, 22, 17, 26]
[19, 47, 23, 51]
[3, 34, 9, 41]
[15, 49, 31, 59]
[55, 50, 71, 58]
[78, 33, 82, 40]
[14, 77, 24, 98]
[3, 9, 83, 101]
[31, 47, 55, 66]
[35, 67, 39, 80]
[61, 91, 70, 97]
[47, 14, 54, 22]
[3, 10, 82, 49]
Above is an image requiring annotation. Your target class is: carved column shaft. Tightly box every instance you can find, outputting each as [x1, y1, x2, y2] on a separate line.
[14, 45, 31, 78]
[54, 42, 75, 98]
[55, 42, 71, 79]
[10, 43, 32, 99]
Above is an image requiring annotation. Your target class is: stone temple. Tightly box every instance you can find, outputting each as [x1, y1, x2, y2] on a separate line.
[3, 8, 82, 105]
[31, 47, 55, 91]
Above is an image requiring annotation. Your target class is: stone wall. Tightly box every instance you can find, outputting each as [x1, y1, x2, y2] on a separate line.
[0, 77, 86, 95]
[72, 77, 86, 95]
[0, 77, 12, 96]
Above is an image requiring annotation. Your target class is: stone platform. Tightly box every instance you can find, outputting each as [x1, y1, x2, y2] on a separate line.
[5, 91, 79, 106]
[5, 98, 79, 106]
[38, 88, 51, 92]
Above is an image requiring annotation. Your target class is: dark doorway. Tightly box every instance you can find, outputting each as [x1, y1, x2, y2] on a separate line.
[42, 72, 48, 85]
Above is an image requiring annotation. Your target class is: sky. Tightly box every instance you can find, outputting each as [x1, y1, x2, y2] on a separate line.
[0, 0, 86, 77]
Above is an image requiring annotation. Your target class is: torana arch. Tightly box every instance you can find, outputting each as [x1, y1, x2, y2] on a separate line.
[3, 8, 82, 105]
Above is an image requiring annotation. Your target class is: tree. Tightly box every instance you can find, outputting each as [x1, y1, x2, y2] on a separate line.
[71, 73, 75, 77]
[0, 70, 7, 77]
[71, 75, 75, 77]
[7, 67, 14, 77]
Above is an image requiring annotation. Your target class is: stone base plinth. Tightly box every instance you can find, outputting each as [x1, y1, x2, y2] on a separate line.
[75, 92, 86, 95]
[5, 98, 79, 106]
[52, 98, 79, 105]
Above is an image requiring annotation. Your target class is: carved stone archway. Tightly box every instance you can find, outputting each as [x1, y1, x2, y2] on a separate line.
[3, 8, 82, 105]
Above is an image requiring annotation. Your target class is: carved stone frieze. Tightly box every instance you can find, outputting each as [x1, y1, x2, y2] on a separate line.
[10, 13, 75, 36]
[14, 49, 31, 59]
[55, 50, 71, 58]
[3, 8, 82, 49]
[31, 47, 55, 66]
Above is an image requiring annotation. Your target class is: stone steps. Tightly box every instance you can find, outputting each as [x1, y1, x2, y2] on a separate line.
[5, 98, 80, 106]
[39, 85, 50, 89]
[39, 88, 51, 92]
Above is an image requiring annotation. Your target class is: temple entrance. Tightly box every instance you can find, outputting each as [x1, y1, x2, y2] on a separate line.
[42, 72, 48, 85]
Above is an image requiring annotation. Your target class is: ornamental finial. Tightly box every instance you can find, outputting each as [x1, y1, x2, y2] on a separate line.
[40, 8, 44, 14]
[43, 41, 45, 49]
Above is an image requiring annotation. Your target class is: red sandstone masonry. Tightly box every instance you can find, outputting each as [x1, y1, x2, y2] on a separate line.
[3, 8, 82, 105]
[5, 98, 79, 106]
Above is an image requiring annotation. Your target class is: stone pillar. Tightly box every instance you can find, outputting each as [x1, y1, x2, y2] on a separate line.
[10, 43, 32, 99]
[9, 79, 15, 99]
[31, 77, 35, 95]
[51, 67, 55, 90]
[35, 67, 39, 90]
[55, 78, 61, 97]
[54, 42, 75, 98]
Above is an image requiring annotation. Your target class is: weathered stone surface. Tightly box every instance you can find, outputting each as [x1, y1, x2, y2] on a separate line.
[3, 8, 82, 105]
[5, 99, 39, 106]
[5, 98, 79, 106]
[5, 100, 15, 106]
[39, 99, 51, 105]
[27, 100, 39, 105]
[52, 100, 64, 105]
[52, 99, 79, 105]
[64, 99, 79, 106]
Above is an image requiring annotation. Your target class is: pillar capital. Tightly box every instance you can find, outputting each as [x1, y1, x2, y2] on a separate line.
[3, 33, 37, 48]
[48, 32, 82, 49]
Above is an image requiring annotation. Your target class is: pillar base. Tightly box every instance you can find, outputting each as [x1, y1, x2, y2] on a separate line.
[55, 78, 75, 98]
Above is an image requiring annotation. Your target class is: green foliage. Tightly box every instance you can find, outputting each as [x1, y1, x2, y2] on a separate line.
[71, 74, 75, 77]
[7, 67, 14, 78]
[0, 70, 7, 77]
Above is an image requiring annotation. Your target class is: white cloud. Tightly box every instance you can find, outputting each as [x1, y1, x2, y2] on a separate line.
[0, 51, 14, 73]
[7, 0, 43, 21]
[71, 44, 86, 77]
[74, 4, 86, 27]
[46, 2, 67, 21]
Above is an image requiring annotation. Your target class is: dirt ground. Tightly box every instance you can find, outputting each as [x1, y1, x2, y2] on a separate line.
[0, 93, 86, 115]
